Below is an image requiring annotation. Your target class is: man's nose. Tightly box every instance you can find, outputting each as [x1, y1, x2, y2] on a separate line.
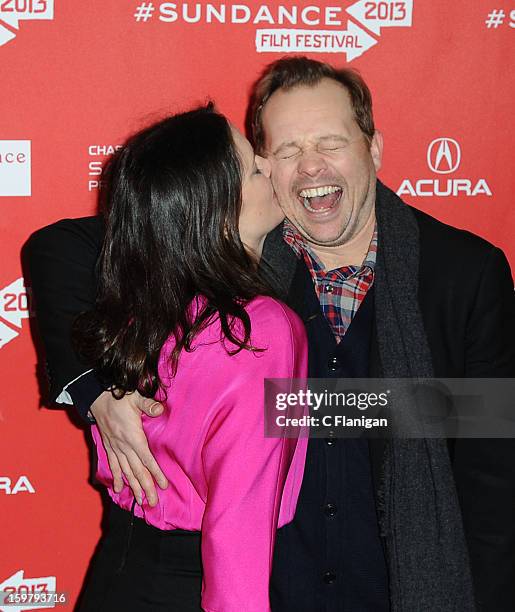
[297, 150, 327, 177]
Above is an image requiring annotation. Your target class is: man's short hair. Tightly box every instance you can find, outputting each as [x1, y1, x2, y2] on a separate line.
[249, 56, 375, 153]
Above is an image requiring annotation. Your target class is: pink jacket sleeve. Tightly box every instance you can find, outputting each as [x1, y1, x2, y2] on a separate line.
[199, 302, 307, 612]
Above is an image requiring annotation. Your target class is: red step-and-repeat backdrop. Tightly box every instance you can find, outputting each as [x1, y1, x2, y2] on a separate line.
[1, 1, 513, 609]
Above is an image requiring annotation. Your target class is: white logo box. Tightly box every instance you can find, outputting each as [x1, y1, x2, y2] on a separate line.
[0, 140, 31, 196]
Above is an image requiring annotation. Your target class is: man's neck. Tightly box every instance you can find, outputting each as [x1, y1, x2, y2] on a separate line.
[309, 207, 376, 270]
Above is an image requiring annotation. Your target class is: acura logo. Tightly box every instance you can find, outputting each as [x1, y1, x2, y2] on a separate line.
[427, 138, 461, 174]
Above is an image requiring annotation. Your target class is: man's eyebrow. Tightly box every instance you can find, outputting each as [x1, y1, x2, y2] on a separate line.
[317, 134, 350, 143]
[272, 141, 301, 155]
[272, 134, 350, 155]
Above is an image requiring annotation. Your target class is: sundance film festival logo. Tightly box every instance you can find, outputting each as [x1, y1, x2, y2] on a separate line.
[0, 140, 31, 196]
[0, 278, 32, 349]
[133, 1, 414, 62]
[397, 137, 492, 198]
[0, 570, 58, 612]
[0, 0, 54, 48]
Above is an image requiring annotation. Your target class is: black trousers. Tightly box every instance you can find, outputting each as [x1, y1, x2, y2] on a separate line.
[78, 501, 203, 611]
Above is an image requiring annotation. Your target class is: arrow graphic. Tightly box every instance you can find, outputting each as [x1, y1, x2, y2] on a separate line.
[0, 320, 18, 349]
[346, 0, 413, 35]
[0, 571, 56, 612]
[256, 21, 377, 62]
[0, 1, 54, 29]
[0, 25, 15, 47]
[0, 278, 30, 329]
[346, 20, 378, 61]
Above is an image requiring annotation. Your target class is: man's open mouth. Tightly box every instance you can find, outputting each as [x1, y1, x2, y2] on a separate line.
[298, 185, 342, 212]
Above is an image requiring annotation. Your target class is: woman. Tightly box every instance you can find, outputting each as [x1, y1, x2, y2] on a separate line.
[74, 104, 308, 611]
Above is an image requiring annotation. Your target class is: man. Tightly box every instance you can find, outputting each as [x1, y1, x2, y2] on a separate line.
[27, 57, 515, 611]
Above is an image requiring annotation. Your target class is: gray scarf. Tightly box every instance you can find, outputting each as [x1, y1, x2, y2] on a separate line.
[374, 181, 476, 611]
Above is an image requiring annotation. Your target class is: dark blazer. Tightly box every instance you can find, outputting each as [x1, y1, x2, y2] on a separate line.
[27, 215, 104, 401]
[26, 184, 515, 610]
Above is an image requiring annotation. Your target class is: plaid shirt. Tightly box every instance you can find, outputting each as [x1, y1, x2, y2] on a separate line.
[283, 219, 377, 341]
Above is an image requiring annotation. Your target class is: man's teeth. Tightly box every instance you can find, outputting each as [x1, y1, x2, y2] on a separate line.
[299, 185, 342, 212]
[299, 185, 341, 198]
[303, 199, 321, 212]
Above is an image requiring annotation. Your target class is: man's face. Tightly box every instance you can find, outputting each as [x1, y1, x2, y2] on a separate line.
[261, 78, 383, 247]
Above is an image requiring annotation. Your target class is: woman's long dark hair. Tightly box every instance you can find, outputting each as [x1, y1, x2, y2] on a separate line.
[74, 104, 274, 399]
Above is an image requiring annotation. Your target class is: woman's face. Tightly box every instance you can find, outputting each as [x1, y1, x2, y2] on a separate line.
[232, 127, 284, 255]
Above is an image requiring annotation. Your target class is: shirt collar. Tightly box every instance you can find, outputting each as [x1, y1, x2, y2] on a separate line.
[282, 218, 377, 275]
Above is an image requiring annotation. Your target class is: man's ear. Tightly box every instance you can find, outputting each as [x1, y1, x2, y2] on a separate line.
[370, 130, 383, 172]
